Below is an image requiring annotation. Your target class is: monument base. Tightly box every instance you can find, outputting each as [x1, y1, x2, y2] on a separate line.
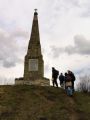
[15, 77, 50, 86]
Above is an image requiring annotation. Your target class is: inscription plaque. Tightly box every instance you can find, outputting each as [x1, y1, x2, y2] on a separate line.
[29, 59, 38, 71]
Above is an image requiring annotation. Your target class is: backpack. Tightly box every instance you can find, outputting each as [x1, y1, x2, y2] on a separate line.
[55, 70, 59, 76]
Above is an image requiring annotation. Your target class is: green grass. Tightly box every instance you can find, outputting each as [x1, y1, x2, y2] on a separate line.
[0, 85, 90, 120]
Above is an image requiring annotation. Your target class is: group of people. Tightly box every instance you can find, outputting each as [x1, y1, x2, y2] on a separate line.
[52, 67, 76, 96]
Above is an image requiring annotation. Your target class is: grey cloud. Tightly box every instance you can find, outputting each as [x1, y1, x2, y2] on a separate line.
[50, 46, 64, 58]
[82, 12, 90, 18]
[79, 1, 90, 17]
[74, 66, 90, 75]
[41, 0, 85, 35]
[54, 0, 80, 13]
[52, 0, 80, 10]
[3, 59, 16, 68]
[75, 68, 86, 75]
[50, 35, 90, 58]
[11, 29, 28, 38]
[64, 0, 80, 8]
[53, 0, 90, 18]
[65, 35, 90, 55]
[0, 28, 27, 68]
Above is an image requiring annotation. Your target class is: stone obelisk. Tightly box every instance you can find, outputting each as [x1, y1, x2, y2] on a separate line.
[15, 10, 49, 85]
[23, 10, 49, 85]
[24, 9, 44, 81]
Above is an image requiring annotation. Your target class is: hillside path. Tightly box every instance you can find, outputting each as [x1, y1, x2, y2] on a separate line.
[67, 96, 79, 120]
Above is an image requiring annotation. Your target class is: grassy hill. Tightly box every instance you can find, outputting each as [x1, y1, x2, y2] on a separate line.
[0, 85, 90, 120]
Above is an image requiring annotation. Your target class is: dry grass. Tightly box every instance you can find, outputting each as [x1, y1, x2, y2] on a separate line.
[0, 85, 90, 120]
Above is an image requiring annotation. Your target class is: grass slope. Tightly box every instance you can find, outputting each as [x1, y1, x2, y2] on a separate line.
[0, 85, 90, 120]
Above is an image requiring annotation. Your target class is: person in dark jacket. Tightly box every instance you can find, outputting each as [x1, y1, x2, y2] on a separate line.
[59, 73, 65, 88]
[52, 67, 59, 87]
[68, 70, 75, 92]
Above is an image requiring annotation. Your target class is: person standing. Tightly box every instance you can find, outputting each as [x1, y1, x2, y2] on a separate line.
[59, 73, 65, 88]
[65, 72, 73, 96]
[52, 67, 59, 87]
[68, 70, 76, 92]
[64, 72, 67, 90]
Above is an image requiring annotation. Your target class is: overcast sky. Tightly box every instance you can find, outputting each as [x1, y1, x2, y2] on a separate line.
[0, 0, 90, 84]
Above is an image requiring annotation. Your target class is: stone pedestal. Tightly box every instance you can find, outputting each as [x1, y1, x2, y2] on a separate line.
[15, 77, 50, 86]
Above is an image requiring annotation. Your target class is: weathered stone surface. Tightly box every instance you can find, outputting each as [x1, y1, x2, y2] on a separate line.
[24, 10, 44, 81]
[15, 10, 50, 86]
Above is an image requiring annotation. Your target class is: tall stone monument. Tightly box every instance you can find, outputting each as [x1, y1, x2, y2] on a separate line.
[15, 10, 50, 86]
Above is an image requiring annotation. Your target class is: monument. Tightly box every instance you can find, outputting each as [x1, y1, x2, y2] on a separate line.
[15, 9, 50, 86]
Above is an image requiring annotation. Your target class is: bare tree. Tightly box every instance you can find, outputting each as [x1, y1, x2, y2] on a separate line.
[77, 75, 90, 92]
